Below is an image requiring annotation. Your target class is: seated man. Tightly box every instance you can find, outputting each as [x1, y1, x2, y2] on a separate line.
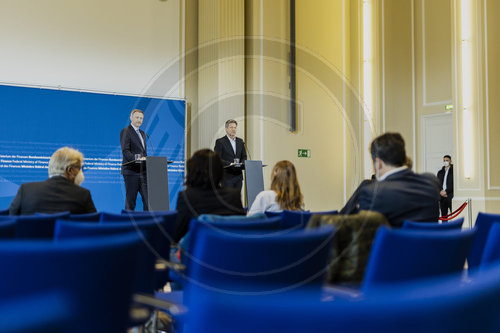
[356, 132, 440, 227]
[9, 147, 97, 215]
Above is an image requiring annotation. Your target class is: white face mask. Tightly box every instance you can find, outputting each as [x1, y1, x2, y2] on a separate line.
[443, 161, 450, 167]
[74, 170, 84, 186]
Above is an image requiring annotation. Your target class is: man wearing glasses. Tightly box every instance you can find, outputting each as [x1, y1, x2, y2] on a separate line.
[9, 147, 96, 215]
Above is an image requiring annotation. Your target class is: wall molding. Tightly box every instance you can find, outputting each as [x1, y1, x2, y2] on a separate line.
[421, 0, 453, 107]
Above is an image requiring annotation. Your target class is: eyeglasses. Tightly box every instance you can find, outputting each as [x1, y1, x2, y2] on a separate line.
[70, 164, 85, 172]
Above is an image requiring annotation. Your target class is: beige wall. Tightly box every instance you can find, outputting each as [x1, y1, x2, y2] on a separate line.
[185, 0, 500, 216]
[0, 0, 182, 97]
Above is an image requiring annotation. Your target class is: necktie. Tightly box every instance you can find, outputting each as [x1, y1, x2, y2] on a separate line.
[136, 130, 145, 149]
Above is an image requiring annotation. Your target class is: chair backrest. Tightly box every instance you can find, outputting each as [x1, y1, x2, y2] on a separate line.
[0, 218, 16, 238]
[468, 212, 500, 269]
[195, 215, 282, 233]
[0, 233, 141, 333]
[402, 217, 464, 230]
[54, 219, 160, 294]
[282, 210, 338, 230]
[184, 225, 335, 298]
[14, 215, 58, 239]
[479, 222, 500, 268]
[362, 226, 475, 291]
[101, 211, 177, 260]
[0, 291, 72, 333]
[184, 262, 500, 333]
[35, 211, 71, 219]
[67, 212, 102, 222]
[264, 211, 282, 218]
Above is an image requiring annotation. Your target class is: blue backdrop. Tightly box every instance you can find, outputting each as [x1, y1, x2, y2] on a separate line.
[0, 84, 185, 212]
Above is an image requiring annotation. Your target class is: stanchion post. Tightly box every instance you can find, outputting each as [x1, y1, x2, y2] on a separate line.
[467, 198, 473, 229]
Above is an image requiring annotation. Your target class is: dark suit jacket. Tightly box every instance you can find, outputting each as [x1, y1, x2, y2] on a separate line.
[120, 125, 147, 175]
[174, 186, 245, 242]
[9, 176, 97, 215]
[214, 136, 247, 177]
[437, 165, 454, 199]
[358, 169, 440, 227]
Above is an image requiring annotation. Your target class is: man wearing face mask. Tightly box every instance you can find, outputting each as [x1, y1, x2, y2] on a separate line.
[437, 155, 454, 217]
[9, 147, 96, 215]
[356, 132, 441, 227]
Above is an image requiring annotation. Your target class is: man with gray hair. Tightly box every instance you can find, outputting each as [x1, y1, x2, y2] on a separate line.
[214, 119, 247, 191]
[9, 147, 96, 215]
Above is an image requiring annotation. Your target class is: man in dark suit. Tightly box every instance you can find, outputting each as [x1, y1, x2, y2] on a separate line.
[9, 147, 96, 215]
[214, 119, 247, 191]
[357, 132, 441, 227]
[437, 155, 454, 217]
[120, 109, 148, 211]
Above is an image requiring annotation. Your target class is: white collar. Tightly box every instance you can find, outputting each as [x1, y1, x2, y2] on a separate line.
[226, 135, 236, 141]
[378, 166, 408, 181]
[131, 124, 140, 132]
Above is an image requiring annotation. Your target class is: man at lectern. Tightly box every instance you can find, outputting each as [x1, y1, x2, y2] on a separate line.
[120, 109, 148, 211]
[214, 119, 247, 191]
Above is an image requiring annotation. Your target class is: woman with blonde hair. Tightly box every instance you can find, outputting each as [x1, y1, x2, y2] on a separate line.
[247, 160, 304, 215]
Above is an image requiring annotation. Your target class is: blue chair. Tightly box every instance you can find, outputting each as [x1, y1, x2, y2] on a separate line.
[361, 227, 475, 291]
[264, 211, 282, 218]
[184, 224, 335, 295]
[0, 233, 141, 333]
[67, 212, 102, 222]
[184, 262, 500, 333]
[0, 218, 16, 238]
[282, 210, 338, 230]
[14, 215, 59, 239]
[101, 211, 165, 222]
[468, 212, 500, 269]
[479, 222, 500, 267]
[0, 291, 72, 333]
[0, 208, 9, 215]
[54, 220, 160, 294]
[35, 211, 71, 219]
[402, 217, 464, 230]
[196, 215, 282, 233]
[153, 225, 335, 330]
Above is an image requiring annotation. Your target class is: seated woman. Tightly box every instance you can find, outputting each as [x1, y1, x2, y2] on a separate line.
[174, 149, 245, 243]
[247, 160, 304, 216]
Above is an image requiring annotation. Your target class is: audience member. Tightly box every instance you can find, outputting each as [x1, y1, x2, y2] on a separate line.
[9, 147, 96, 215]
[340, 155, 413, 215]
[247, 160, 304, 216]
[355, 133, 440, 227]
[174, 149, 244, 242]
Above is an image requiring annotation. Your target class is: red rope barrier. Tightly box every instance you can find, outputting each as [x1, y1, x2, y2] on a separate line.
[439, 201, 468, 221]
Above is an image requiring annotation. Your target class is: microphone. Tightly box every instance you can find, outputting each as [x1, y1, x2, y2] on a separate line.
[145, 132, 156, 156]
[243, 139, 252, 161]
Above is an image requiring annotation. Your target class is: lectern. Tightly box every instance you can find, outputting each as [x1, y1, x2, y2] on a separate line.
[145, 156, 170, 210]
[243, 160, 265, 208]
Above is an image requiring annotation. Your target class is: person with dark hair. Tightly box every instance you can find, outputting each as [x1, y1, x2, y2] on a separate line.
[173, 149, 245, 242]
[356, 132, 440, 227]
[437, 155, 454, 217]
[214, 119, 247, 191]
[247, 160, 304, 215]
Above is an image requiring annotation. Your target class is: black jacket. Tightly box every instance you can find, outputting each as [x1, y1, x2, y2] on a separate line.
[9, 176, 96, 215]
[358, 169, 441, 227]
[174, 186, 244, 242]
[437, 165, 454, 199]
[214, 136, 247, 177]
[120, 125, 147, 175]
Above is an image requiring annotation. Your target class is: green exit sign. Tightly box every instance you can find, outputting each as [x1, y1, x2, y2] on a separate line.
[298, 149, 311, 158]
